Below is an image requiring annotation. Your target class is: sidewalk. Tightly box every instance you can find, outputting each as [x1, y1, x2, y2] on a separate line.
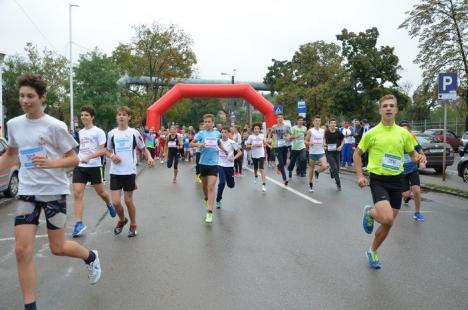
[340, 166, 468, 199]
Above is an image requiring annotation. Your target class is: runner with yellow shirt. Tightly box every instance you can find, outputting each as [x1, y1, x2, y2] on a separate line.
[353, 94, 426, 269]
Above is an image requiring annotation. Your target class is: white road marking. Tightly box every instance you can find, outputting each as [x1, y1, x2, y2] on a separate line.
[244, 167, 322, 204]
[399, 210, 433, 213]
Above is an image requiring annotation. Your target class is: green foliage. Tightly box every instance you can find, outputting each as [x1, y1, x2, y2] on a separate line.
[74, 49, 121, 130]
[400, 0, 468, 130]
[164, 98, 223, 127]
[2, 43, 68, 123]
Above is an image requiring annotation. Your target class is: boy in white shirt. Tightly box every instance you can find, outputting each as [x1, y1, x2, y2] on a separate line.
[246, 123, 267, 192]
[107, 106, 154, 238]
[0, 74, 101, 310]
[72, 106, 116, 237]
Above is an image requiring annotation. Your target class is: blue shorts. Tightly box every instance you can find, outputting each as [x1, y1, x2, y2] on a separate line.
[309, 153, 325, 162]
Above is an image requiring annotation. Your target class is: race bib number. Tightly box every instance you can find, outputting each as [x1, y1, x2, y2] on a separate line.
[277, 139, 286, 147]
[205, 137, 217, 148]
[382, 153, 402, 171]
[313, 138, 323, 145]
[168, 141, 177, 148]
[404, 153, 412, 164]
[80, 138, 91, 152]
[19, 146, 46, 169]
[327, 144, 337, 151]
[115, 137, 132, 153]
[254, 138, 263, 147]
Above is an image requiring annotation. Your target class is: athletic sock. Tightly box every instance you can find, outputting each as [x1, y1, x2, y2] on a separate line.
[262, 183, 266, 185]
[309, 182, 313, 188]
[208, 210, 213, 214]
[84, 250, 96, 265]
[25, 302, 37, 310]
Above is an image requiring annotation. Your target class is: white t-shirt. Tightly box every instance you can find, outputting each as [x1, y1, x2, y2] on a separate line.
[246, 134, 265, 158]
[341, 128, 354, 144]
[218, 139, 239, 167]
[107, 127, 145, 175]
[309, 128, 325, 155]
[78, 126, 106, 167]
[7, 114, 78, 195]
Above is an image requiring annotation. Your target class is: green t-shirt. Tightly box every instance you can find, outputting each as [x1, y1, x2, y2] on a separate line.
[358, 122, 415, 176]
[291, 125, 307, 150]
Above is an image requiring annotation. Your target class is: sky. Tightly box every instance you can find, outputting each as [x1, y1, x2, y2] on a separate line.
[0, 0, 422, 92]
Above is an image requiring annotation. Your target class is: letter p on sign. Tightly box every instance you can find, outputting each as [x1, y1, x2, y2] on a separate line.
[438, 73, 458, 101]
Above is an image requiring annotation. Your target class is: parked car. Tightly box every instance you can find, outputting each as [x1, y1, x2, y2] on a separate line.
[423, 129, 463, 151]
[461, 131, 468, 151]
[458, 144, 468, 182]
[0, 137, 20, 197]
[416, 134, 454, 174]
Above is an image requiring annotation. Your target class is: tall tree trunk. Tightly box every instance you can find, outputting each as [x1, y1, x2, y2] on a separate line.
[465, 88, 468, 132]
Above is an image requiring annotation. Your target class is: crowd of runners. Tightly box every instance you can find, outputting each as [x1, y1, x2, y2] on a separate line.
[0, 74, 428, 309]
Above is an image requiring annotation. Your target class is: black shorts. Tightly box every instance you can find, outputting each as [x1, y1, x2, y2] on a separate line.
[369, 173, 403, 210]
[110, 174, 136, 191]
[252, 157, 265, 170]
[199, 164, 218, 177]
[72, 166, 104, 185]
[15, 195, 67, 230]
[402, 170, 421, 192]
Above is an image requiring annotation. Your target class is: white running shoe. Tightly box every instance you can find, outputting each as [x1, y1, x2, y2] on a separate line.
[262, 185, 266, 192]
[254, 177, 258, 184]
[308, 187, 315, 193]
[87, 250, 101, 285]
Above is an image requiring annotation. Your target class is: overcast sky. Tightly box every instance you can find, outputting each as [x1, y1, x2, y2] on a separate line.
[1, 0, 422, 92]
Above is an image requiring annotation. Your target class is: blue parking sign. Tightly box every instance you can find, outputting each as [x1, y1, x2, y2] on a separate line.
[438, 73, 458, 101]
[297, 99, 307, 113]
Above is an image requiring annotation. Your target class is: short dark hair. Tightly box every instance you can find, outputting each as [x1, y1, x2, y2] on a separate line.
[252, 122, 262, 130]
[80, 106, 96, 118]
[329, 118, 337, 122]
[16, 74, 47, 97]
[221, 126, 230, 132]
[276, 113, 284, 117]
[296, 115, 304, 120]
[314, 115, 321, 119]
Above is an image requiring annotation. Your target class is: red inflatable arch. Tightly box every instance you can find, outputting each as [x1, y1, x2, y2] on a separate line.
[146, 83, 276, 130]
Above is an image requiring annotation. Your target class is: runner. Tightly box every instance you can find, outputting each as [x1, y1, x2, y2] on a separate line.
[265, 128, 275, 168]
[399, 121, 427, 222]
[324, 118, 345, 191]
[231, 126, 243, 176]
[0, 74, 101, 309]
[288, 115, 307, 178]
[107, 106, 155, 238]
[143, 127, 157, 160]
[190, 114, 228, 223]
[164, 125, 183, 183]
[216, 126, 242, 208]
[246, 123, 267, 192]
[194, 122, 204, 184]
[340, 120, 354, 167]
[271, 113, 291, 185]
[72, 106, 116, 238]
[183, 132, 190, 161]
[159, 127, 167, 164]
[305, 115, 329, 192]
[353, 94, 425, 269]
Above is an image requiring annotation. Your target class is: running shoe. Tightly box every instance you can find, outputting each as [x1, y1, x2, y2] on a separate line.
[262, 185, 267, 192]
[254, 177, 258, 184]
[404, 196, 412, 204]
[216, 201, 222, 209]
[366, 249, 381, 269]
[195, 175, 202, 184]
[172, 178, 177, 184]
[128, 225, 138, 238]
[284, 180, 289, 186]
[72, 222, 87, 238]
[87, 250, 102, 284]
[308, 183, 314, 193]
[114, 218, 128, 235]
[107, 203, 116, 218]
[315, 170, 319, 180]
[205, 212, 213, 223]
[203, 199, 208, 209]
[413, 212, 426, 222]
[362, 205, 374, 234]
[160, 160, 164, 164]
[337, 185, 342, 191]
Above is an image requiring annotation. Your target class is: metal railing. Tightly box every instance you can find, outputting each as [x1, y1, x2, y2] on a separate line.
[409, 120, 467, 136]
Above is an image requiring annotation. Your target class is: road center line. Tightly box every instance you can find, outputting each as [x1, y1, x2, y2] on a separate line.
[244, 167, 322, 204]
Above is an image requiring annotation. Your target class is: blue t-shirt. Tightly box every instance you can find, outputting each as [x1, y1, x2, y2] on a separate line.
[195, 130, 221, 166]
[403, 144, 422, 175]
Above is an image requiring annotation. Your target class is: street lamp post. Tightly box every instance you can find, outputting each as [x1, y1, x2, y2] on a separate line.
[0, 52, 6, 136]
[69, 4, 79, 132]
[221, 69, 236, 124]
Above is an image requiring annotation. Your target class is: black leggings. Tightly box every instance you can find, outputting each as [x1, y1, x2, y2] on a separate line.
[167, 152, 179, 170]
[234, 152, 243, 174]
[195, 152, 201, 175]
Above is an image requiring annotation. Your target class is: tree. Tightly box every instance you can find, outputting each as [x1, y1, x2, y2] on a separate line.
[164, 98, 223, 127]
[74, 49, 121, 130]
[2, 43, 68, 123]
[399, 0, 468, 130]
[336, 28, 408, 115]
[113, 23, 197, 105]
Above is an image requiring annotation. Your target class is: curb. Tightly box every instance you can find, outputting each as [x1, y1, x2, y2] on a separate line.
[339, 167, 468, 199]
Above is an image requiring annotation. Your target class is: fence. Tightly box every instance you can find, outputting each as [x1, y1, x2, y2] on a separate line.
[409, 119, 467, 136]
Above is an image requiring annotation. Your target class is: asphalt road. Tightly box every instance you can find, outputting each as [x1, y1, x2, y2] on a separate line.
[0, 162, 467, 309]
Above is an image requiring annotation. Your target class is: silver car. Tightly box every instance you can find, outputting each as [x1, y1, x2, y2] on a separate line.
[0, 137, 19, 197]
[461, 131, 468, 152]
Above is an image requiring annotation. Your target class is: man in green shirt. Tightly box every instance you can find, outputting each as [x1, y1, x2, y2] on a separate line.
[353, 94, 425, 269]
[288, 115, 307, 178]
